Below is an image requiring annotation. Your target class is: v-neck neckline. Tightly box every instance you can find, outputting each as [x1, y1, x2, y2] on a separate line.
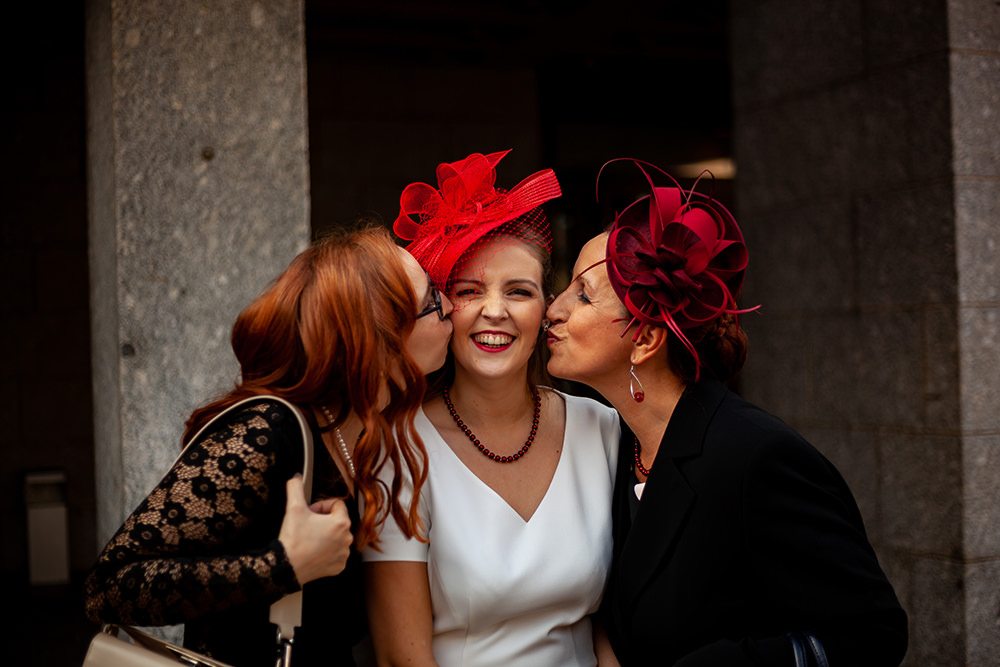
[419, 395, 567, 523]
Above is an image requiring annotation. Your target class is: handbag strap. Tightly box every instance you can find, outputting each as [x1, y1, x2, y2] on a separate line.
[787, 631, 830, 667]
[805, 633, 829, 667]
[184, 396, 314, 648]
[789, 633, 809, 667]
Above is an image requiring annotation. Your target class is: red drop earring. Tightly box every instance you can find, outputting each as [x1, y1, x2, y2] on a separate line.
[629, 364, 645, 402]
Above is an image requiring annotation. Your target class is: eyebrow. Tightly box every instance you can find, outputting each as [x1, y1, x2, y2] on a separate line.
[452, 277, 541, 291]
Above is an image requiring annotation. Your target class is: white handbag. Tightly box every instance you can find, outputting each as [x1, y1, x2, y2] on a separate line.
[83, 624, 234, 667]
[82, 396, 315, 667]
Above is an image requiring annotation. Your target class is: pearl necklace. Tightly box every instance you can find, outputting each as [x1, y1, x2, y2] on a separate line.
[442, 386, 540, 463]
[319, 406, 356, 478]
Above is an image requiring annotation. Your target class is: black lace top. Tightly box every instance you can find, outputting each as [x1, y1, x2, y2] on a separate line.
[84, 398, 366, 667]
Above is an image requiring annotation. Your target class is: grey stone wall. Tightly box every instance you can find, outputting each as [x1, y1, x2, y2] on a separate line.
[731, 0, 1000, 664]
[86, 0, 311, 543]
[952, 4, 1000, 667]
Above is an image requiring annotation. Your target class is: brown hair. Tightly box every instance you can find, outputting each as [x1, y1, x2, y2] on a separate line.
[665, 313, 748, 386]
[182, 223, 427, 549]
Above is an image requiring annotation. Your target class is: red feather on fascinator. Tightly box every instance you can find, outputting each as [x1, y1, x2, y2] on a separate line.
[394, 150, 560, 289]
[602, 159, 757, 377]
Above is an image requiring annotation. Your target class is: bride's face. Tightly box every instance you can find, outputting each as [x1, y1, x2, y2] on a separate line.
[445, 240, 546, 383]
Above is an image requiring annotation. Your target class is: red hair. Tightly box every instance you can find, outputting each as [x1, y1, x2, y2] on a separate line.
[183, 224, 427, 550]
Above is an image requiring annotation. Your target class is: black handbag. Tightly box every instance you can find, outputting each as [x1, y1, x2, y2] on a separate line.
[788, 631, 829, 667]
[83, 396, 315, 667]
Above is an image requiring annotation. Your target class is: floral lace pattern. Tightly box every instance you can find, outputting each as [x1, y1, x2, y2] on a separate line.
[84, 400, 310, 627]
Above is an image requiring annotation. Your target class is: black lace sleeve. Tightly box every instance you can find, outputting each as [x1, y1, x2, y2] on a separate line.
[84, 400, 305, 626]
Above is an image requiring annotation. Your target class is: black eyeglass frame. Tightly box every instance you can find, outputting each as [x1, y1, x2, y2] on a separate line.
[416, 272, 445, 320]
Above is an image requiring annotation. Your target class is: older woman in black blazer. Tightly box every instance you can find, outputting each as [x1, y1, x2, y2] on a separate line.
[545, 160, 907, 666]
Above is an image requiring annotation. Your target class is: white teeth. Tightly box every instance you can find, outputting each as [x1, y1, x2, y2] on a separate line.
[473, 333, 514, 347]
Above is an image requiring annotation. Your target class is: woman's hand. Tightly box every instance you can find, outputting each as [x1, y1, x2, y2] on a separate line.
[278, 475, 353, 585]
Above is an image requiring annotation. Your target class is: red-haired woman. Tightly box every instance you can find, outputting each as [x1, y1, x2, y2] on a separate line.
[84, 224, 454, 667]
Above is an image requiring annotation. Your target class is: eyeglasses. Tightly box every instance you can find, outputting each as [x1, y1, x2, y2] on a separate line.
[416, 272, 445, 320]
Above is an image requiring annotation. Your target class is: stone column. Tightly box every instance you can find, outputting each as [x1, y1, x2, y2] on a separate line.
[85, 0, 311, 544]
[952, 3, 1000, 664]
[730, 1, 1000, 664]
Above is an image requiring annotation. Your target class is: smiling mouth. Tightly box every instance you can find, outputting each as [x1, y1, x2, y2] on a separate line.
[473, 333, 515, 348]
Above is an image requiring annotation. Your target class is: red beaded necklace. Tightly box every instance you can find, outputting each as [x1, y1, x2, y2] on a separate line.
[633, 438, 653, 477]
[443, 385, 540, 463]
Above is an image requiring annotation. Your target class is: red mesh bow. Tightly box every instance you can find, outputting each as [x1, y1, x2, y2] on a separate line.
[394, 150, 561, 289]
[602, 159, 756, 377]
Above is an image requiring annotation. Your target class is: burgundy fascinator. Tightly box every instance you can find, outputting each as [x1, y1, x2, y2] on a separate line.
[602, 159, 756, 376]
[394, 150, 561, 289]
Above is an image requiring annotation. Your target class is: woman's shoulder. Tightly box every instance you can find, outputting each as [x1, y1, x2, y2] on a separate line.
[713, 392, 808, 448]
[545, 387, 620, 450]
[707, 391, 839, 480]
[190, 396, 309, 462]
[209, 396, 303, 431]
[547, 387, 617, 420]
[412, 401, 448, 448]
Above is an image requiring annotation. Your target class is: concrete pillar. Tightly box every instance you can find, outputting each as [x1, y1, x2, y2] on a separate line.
[85, 0, 311, 544]
[730, 0, 1000, 664]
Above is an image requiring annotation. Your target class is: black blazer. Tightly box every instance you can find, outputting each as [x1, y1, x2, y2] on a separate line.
[601, 379, 907, 666]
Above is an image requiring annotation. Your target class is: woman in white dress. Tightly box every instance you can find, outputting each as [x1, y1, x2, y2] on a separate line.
[364, 150, 620, 667]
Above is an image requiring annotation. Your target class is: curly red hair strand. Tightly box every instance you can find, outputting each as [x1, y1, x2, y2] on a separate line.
[182, 224, 428, 550]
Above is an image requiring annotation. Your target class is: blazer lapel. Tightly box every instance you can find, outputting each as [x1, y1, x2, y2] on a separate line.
[614, 379, 729, 615]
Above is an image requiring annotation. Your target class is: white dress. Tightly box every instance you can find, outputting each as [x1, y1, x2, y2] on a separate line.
[363, 390, 620, 667]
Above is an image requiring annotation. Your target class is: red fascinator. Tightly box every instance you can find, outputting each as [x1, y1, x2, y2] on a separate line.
[394, 150, 561, 289]
[602, 159, 757, 376]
